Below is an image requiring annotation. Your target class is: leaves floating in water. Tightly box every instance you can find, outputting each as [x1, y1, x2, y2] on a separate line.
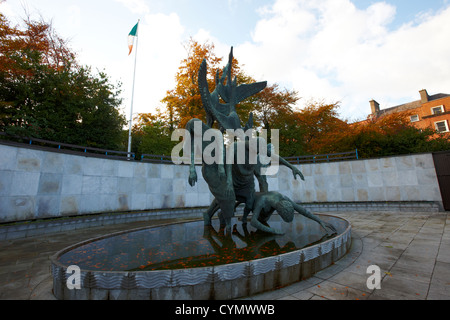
[57, 215, 344, 271]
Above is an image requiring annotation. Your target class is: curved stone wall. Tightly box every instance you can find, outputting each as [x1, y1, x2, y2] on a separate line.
[0, 143, 444, 223]
[50, 214, 352, 300]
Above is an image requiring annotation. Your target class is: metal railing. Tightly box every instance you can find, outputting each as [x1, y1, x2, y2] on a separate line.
[285, 150, 358, 164]
[0, 132, 135, 160]
[141, 154, 173, 163]
[140, 154, 204, 164]
[0, 131, 358, 164]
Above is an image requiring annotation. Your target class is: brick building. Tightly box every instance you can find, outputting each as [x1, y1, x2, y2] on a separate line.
[367, 89, 450, 135]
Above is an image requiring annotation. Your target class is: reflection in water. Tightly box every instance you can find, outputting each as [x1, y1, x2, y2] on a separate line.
[58, 215, 343, 272]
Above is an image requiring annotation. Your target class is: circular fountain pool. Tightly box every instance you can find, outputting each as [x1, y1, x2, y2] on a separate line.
[51, 213, 351, 300]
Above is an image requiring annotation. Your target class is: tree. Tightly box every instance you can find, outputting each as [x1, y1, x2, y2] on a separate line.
[251, 83, 300, 131]
[130, 111, 178, 158]
[293, 101, 349, 155]
[345, 113, 450, 158]
[149, 38, 450, 159]
[160, 39, 300, 131]
[275, 108, 307, 157]
[161, 38, 224, 129]
[150, 39, 301, 156]
[271, 100, 449, 158]
[0, 13, 126, 149]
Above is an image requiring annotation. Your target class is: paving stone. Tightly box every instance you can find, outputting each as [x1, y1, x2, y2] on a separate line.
[388, 265, 432, 284]
[313, 262, 347, 280]
[0, 210, 448, 300]
[306, 280, 370, 300]
[281, 276, 322, 295]
[370, 244, 405, 259]
[436, 245, 450, 264]
[356, 251, 399, 271]
[327, 270, 373, 293]
[372, 275, 429, 300]
[427, 281, 450, 300]
[393, 254, 436, 275]
[290, 290, 315, 300]
[276, 294, 298, 300]
[379, 240, 411, 251]
[430, 261, 450, 283]
[248, 288, 290, 300]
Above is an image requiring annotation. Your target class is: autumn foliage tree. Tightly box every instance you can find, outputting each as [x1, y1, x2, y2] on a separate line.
[295, 101, 348, 155]
[160, 39, 224, 129]
[0, 13, 126, 149]
[157, 39, 300, 130]
[240, 82, 300, 144]
[135, 39, 300, 154]
[341, 112, 450, 158]
[135, 38, 449, 158]
[275, 101, 450, 158]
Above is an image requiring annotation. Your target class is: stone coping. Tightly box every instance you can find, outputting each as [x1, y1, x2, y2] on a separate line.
[0, 207, 210, 241]
[0, 201, 440, 241]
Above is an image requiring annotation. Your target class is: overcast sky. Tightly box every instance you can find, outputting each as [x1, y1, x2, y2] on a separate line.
[2, 0, 450, 124]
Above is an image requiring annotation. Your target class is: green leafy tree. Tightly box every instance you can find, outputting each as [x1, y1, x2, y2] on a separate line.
[0, 13, 126, 149]
[275, 109, 307, 157]
[339, 113, 450, 158]
[130, 112, 177, 159]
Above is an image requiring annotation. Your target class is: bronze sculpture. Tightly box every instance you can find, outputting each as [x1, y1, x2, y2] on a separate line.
[242, 191, 337, 235]
[185, 47, 335, 236]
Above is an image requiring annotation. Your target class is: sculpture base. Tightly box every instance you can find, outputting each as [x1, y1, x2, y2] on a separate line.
[51, 213, 351, 300]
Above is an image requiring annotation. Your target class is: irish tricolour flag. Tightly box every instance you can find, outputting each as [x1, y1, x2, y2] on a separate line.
[128, 21, 139, 55]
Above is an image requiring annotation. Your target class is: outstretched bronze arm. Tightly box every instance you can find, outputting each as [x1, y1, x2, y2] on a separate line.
[292, 203, 337, 235]
[268, 151, 304, 181]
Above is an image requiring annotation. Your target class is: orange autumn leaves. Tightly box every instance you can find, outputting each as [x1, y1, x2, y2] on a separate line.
[137, 39, 450, 159]
[0, 13, 75, 78]
[277, 102, 450, 158]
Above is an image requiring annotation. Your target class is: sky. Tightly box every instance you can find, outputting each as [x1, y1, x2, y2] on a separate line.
[2, 0, 450, 125]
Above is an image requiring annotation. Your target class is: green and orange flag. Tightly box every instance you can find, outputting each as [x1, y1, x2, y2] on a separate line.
[128, 21, 139, 55]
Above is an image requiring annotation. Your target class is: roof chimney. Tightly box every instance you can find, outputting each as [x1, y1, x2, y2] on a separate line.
[419, 89, 429, 103]
[370, 100, 380, 114]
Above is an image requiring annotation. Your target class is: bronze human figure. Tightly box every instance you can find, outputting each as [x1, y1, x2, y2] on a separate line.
[243, 191, 337, 236]
[185, 47, 335, 236]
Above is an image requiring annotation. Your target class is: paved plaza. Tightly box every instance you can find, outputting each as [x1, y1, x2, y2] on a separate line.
[0, 210, 449, 300]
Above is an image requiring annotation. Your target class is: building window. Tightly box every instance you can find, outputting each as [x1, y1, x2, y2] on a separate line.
[410, 114, 419, 122]
[435, 120, 449, 133]
[431, 105, 445, 115]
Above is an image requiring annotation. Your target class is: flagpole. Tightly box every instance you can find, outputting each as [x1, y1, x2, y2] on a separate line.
[127, 19, 139, 158]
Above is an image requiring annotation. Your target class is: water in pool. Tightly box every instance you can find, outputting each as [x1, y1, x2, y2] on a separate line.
[57, 214, 343, 271]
